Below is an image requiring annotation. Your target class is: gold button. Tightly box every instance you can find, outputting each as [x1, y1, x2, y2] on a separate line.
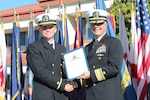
[93, 66, 95, 68]
[60, 63, 62, 66]
[57, 81, 59, 85]
[52, 71, 54, 74]
[103, 71, 106, 75]
[85, 84, 88, 87]
[60, 72, 62, 74]
[98, 57, 101, 60]
[93, 83, 96, 86]
[52, 63, 55, 66]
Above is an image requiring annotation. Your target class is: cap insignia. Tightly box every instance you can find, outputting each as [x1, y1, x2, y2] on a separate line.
[93, 11, 100, 18]
[42, 15, 49, 22]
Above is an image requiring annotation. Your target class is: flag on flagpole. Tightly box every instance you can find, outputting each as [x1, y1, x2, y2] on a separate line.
[58, 19, 64, 45]
[109, 13, 116, 34]
[129, 0, 150, 99]
[58, 5, 65, 45]
[119, 8, 129, 63]
[74, 9, 83, 48]
[0, 21, 7, 78]
[0, 21, 7, 99]
[96, 0, 116, 37]
[24, 19, 35, 100]
[58, 4, 69, 51]
[128, 9, 138, 93]
[10, 20, 23, 100]
[0, 47, 5, 100]
[63, 14, 70, 52]
[119, 8, 137, 100]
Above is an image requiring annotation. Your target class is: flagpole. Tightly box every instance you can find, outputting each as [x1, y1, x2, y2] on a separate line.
[0, 15, 7, 100]
[131, 0, 134, 10]
[13, 9, 16, 22]
[61, 3, 65, 44]
[30, 9, 34, 21]
[46, 5, 50, 13]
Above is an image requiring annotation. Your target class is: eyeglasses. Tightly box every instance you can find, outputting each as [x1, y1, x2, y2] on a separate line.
[40, 24, 56, 30]
[91, 22, 105, 26]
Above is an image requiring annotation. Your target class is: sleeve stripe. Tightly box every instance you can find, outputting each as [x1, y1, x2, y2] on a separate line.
[56, 78, 62, 90]
[95, 68, 106, 81]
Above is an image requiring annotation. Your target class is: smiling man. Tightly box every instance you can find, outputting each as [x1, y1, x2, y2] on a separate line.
[26, 13, 75, 100]
[79, 9, 124, 100]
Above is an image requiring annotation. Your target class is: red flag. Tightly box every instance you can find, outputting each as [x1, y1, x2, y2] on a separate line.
[0, 22, 6, 99]
[110, 13, 116, 33]
[129, 10, 138, 90]
[0, 47, 5, 100]
[74, 12, 83, 48]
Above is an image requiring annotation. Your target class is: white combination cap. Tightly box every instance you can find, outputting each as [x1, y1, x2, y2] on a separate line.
[86, 9, 109, 24]
[35, 13, 60, 26]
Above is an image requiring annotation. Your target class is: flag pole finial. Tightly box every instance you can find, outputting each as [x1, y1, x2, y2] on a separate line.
[30, 9, 34, 20]
[13, 9, 17, 21]
[17, 13, 19, 22]
[0, 16, 2, 23]
[46, 5, 50, 13]
[58, 6, 62, 19]
[0, 16, 4, 28]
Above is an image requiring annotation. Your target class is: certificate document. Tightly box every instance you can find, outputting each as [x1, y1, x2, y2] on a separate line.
[63, 46, 89, 80]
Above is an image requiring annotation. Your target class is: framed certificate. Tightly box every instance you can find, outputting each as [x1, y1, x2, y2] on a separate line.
[63, 46, 89, 81]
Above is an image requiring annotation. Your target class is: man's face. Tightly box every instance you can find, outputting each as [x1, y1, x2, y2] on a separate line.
[39, 24, 57, 41]
[90, 21, 107, 39]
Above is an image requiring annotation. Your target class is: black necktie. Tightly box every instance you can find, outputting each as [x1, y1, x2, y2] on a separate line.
[50, 43, 53, 49]
[93, 40, 98, 48]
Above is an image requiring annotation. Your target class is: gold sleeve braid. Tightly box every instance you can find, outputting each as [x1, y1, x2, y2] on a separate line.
[94, 68, 106, 81]
[56, 78, 62, 90]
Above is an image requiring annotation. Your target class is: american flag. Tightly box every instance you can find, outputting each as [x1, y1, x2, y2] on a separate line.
[131, 0, 150, 99]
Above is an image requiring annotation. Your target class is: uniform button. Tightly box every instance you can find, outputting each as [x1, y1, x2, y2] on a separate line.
[57, 81, 59, 85]
[93, 83, 96, 86]
[60, 72, 62, 74]
[52, 71, 54, 74]
[60, 63, 62, 66]
[93, 66, 95, 68]
[103, 71, 106, 75]
[52, 63, 55, 66]
[85, 84, 88, 87]
[98, 57, 101, 60]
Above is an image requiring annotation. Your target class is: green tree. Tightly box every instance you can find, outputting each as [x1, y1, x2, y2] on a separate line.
[110, 0, 150, 45]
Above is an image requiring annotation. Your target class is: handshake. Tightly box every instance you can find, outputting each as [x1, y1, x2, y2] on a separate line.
[64, 81, 78, 92]
[64, 71, 90, 92]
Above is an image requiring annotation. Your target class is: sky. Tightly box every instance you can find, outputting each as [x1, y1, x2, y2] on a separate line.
[0, 0, 38, 11]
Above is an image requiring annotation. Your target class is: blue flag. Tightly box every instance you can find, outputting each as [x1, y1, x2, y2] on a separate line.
[96, 0, 116, 37]
[64, 17, 70, 52]
[58, 20, 64, 45]
[10, 21, 23, 100]
[28, 20, 35, 44]
[120, 60, 137, 100]
[24, 20, 35, 100]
